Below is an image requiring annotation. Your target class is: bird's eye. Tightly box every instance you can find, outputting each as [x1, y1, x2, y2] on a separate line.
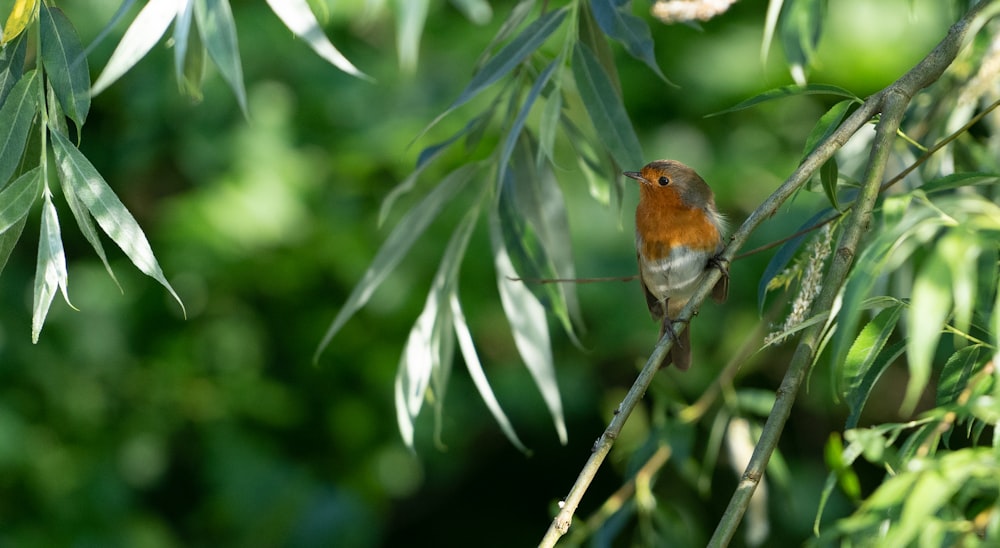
[658, 176, 670, 186]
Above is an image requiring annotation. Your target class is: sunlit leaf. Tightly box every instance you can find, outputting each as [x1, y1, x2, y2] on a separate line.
[423, 6, 567, 133]
[91, 0, 179, 97]
[49, 129, 184, 314]
[450, 0, 492, 24]
[392, 0, 428, 73]
[50, 119, 121, 289]
[172, 0, 203, 98]
[904, 246, 951, 414]
[194, 0, 248, 116]
[780, 0, 825, 85]
[936, 344, 982, 407]
[803, 99, 856, 158]
[266, 0, 371, 80]
[0, 68, 38, 188]
[708, 83, 859, 117]
[1, 0, 37, 45]
[32, 191, 71, 343]
[39, 5, 90, 130]
[0, 32, 27, 104]
[474, 0, 535, 70]
[938, 230, 978, 338]
[844, 330, 905, 429]
[572, 41, 643, 170]
[0, 166, 40, 233]
[761, 0, 783, 65]
[589, 0, 669, 83]
[537, 87, 561, 165]
[489, 207, 567, 445]
[451, 294, 528, 453]
[315, 164, 478, 361]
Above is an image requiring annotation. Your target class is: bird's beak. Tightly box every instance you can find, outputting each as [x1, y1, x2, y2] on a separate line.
[623, 171, 648, 185]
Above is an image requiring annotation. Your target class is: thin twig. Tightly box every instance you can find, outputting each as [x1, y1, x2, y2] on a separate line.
[539, 3, 995, 545]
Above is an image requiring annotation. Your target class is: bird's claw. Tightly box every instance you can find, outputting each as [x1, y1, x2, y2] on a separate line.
[708, 254, 730, 280]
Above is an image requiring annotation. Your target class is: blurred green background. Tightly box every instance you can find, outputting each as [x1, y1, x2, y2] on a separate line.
[0, 0, 954, 545]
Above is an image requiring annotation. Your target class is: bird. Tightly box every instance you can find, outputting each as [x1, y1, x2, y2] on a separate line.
[625, 160, 729, 370]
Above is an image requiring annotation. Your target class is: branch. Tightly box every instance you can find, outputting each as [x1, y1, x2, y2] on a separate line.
[539, 2, 997, 545]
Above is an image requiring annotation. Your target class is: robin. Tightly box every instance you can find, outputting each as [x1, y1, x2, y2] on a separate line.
[625, 160, 729, 370]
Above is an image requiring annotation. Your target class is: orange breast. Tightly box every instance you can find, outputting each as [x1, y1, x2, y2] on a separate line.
[636, 194, 721, 261]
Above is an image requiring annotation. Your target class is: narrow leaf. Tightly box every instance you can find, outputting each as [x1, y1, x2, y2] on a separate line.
[0, 166, 40, 233]
[0, 68, 38, 188]
[194, 0, 248, 116]
[779, 0, 825, 85]
[572, 41, 643, 170]
[707, 83, 859, 117]
[0, 31, 27, 104]
[841, 304, 902, 405]
[51, 124, 121, 289]
[49, 129, 184, 314]
[451, 294, 529, 453]
[266, 0, 371, 80]
[173, 0, 194, 86]
[920, 172, 1000, 194]
[0, 214, 27, 277]
[760, 0, 783, 65]
[315, 164, 477, 360]
[392, 0, 429, 73]
[1, 0, 37, 45]
[32, 192, 71, 343]
[936, 345, 982, 407]
[589, 0, 669, 83]
[91, 0, 183, 95]
[904, 247, 952, 414]
[820, 157, 840, 211]
[423, 6, 568, 133]
[489, 207, 567, 445]
[39, 5, 90, 127]
[497, 57, 558, 184]
[803, 99, 856, 158]
[450, 0, 493, 24]
[938, 231, 978, 338]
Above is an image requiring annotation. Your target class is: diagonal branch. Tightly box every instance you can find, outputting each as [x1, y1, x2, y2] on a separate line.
[540, 2, 997, 545]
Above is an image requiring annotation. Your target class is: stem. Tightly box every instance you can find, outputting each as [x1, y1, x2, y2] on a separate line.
[539, 2, 996, 545]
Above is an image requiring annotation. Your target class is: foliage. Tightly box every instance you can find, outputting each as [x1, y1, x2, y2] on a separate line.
[0, 0, 998, 546]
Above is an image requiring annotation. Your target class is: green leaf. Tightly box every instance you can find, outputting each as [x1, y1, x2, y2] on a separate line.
[845, 338, 905, 429]
[779, 0, 826, 85]
[760, 0, 783, 65]
[936, 344, 982, 407]
[0, 166, 40, 233]
[51, 123, 120, 289]
[392, 0, 429, 73]
[89, 0, 167, 94]
[841, 303, 902, 394]
[938, 230, 978, 338]
[920, 172, 1000, 194]
[315, 164, 478, 361]
[266, 0, 370, 80]
[49, 129, 184, 314]
[497, 57, 559, 184]
[803, 99, 856, 158]
[0, 32, 27, 105]
[707, 83, 859, 117]
[450, 0, 493, 24]
[0, 214, 27, 277]
[572, 41, 643, 170]
[537, 87, 561, 165]
[424, 6, 568, 132]
[0, 68, 38, 188]
[32, 191, 71, 343]
[904, 247, 952, 414]
[39, 4, 90, 128]
[194, 0, 248, 117]
[589, 0, 670, 83]
[820, 157, 840, 211]
[176, 3, 207, 101]
[489, 206, 567, 445]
